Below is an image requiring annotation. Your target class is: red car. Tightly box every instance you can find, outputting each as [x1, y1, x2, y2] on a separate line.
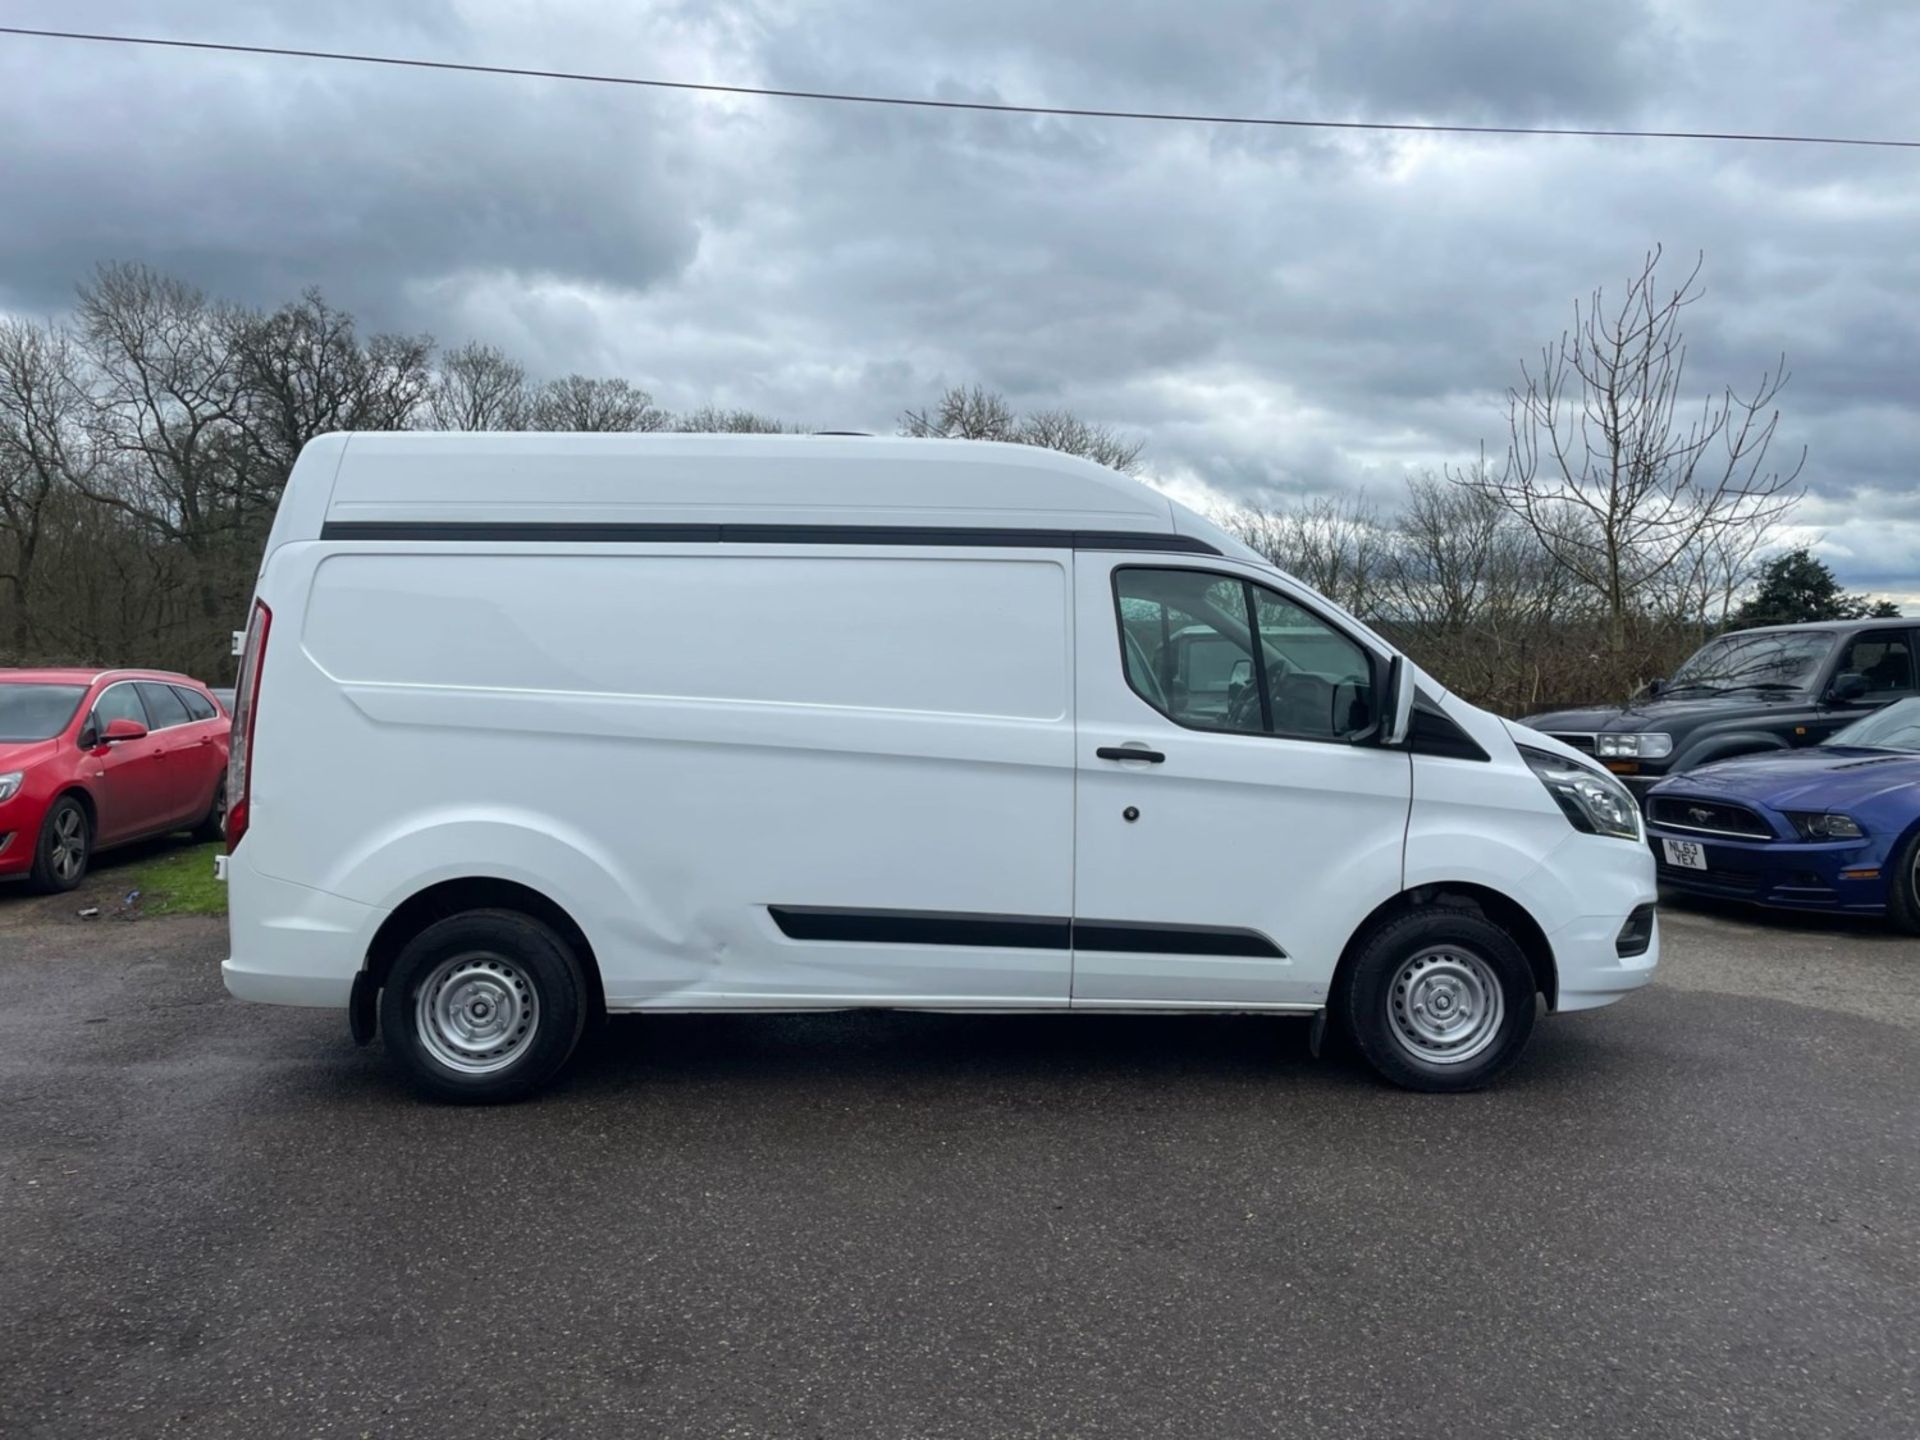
[0, 669, 230, 892]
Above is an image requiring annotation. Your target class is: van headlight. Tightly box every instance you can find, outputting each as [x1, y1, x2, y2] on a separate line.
[1595, 733, 1672, 759]
[0, 772, 23, 804]
[1521, 746, 1642, 841]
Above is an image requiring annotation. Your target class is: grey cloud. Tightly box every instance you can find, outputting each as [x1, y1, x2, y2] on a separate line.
[1, 0, 1917, 593]
[0, 3, 701, 322]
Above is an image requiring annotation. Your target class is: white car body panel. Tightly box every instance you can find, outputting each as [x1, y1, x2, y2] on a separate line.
[224, 433, 1657, 1029]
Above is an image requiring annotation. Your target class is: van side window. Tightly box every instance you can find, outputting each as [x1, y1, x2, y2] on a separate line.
[1114, 569, 1375, 741]
[138, 682, 192, 729]
[1115, 569, 1262, 732]
[1837, 632, 1916, 701]
[1248, 586, 1376, 739]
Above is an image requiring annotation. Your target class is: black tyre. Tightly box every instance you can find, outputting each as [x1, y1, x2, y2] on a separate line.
[1887, 829, 1920, 936]
[29, 795, 91, 894]
[191, 780, 227, 843]
[378, 909, 589, 1103]
[1338, 905, 1538, 1093]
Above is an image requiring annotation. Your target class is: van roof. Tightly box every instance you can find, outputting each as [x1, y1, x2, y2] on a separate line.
[273, 432, 1256, 560]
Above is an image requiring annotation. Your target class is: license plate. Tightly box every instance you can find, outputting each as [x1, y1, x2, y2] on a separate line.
[1662, 838, 1708, 871]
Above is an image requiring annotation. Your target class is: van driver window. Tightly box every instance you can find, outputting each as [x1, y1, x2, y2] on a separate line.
[1115, 570, 1262, 732]
[1115, 569, 1374, 741]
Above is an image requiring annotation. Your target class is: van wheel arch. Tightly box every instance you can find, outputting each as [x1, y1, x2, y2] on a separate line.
[361, 878, 606, 1031]
[1330, 884, 1557, 1019]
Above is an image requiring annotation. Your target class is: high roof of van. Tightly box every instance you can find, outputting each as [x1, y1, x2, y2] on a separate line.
[267, 432, 1257, 561]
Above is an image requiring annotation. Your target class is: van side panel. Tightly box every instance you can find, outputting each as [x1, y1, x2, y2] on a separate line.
[244, 544, 1077, 1008]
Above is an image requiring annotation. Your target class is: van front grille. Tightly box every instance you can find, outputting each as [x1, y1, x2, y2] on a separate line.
[1548, 732, 1597, 754]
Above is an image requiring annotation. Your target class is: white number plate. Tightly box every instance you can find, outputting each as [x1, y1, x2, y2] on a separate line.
[1662, 838, 1708, 871]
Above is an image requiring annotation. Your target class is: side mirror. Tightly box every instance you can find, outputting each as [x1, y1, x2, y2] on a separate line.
[1830, 672, 1869, 703]
[1381, 654, 1414, 745]
[1645, 676, 1666, 699]
[1227, 658, 1252, 691]
[102, 717, 148, 743]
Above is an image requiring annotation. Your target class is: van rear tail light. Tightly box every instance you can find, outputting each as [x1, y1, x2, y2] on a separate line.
[226, 600, 271, 851]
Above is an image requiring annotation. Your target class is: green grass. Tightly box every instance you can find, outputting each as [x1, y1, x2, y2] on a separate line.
[125, 841, 228, 917]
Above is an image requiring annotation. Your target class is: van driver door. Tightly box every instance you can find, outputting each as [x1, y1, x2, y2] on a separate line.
[1070, 558, 1411, 1007]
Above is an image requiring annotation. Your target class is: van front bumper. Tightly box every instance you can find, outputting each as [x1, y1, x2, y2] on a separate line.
[1529, 830, 1661, 1012]
[222, 858, 380, 1009]
[1548, 909, 1659, 1011]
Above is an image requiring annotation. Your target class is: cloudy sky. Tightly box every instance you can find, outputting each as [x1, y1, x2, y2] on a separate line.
[3, 1, 1917, 596]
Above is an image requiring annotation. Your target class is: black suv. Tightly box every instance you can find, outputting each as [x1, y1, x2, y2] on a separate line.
[1520, 618, 1917, 799]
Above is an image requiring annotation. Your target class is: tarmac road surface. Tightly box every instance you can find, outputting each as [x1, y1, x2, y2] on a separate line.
[1, 892, 1915, 1438]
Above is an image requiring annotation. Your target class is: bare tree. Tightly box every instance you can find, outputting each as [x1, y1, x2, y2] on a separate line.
[901, 384, 1144, 474]
[424, 342, 529, 431]
[0, 319, 94, 653]
[1223, 493, 1386, 614]
[60, 263, 277, 676]
[900, 383, 1017, 442]
[527, 375, 670, 432]
[74, 262, 245, 548]
[672, 406, 804, 434]
[1020, 408, 1146, 475]
[229, 289, 432, 506]
[1458, 248, 1804, 651]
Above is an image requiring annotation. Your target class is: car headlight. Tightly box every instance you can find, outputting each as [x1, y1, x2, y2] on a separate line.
[1595, 733, 1673, 759]
[1521, 746, 1643, 841]
[1786, 812, 1864, 840]
[0, 772, 23, 804]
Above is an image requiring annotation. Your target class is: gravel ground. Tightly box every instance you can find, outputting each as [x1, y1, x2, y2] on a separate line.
[0, 886, 1915, 1439]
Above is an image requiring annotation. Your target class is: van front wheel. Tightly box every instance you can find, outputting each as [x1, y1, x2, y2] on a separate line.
[1339, 906, 1537, 1092]
[380, 910, 589, 1103]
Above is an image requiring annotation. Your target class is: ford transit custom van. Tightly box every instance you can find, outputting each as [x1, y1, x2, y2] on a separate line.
[222, 433, 1657, 1100]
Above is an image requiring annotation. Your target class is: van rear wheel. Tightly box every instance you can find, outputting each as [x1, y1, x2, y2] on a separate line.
[379, 909, 588, 1103]
[1339, 906, 1537, 1092]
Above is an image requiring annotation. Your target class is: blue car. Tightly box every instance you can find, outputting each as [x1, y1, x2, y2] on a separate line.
[1646, 697, 1920, 929]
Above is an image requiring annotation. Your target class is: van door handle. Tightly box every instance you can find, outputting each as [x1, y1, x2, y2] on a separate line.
[1096, 746, 1165, 764]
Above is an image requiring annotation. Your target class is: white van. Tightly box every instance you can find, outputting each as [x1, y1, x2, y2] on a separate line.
[222, 433, 1657, 1101]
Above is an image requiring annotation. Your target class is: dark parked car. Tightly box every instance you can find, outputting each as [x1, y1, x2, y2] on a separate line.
[1521, 618, 1917, 800]
[1645, 696, 1920, 929]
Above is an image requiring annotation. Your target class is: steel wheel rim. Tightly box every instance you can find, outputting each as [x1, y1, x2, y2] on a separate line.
[1387, 946, 1505, 1066]
[50, 808, 86, 883]
[414, 951, 540, 1075]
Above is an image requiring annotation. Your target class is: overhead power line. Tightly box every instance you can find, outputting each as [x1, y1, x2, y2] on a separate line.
[4, 24, 1917, 151]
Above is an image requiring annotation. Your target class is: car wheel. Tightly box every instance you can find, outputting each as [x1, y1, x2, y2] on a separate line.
[378, 909, 589, 1104]
[1338, 905, 1538, 1093]
[30, 796, 92, 894]
[192, 781, 227, 843]
[1887, 830, 1920, 936]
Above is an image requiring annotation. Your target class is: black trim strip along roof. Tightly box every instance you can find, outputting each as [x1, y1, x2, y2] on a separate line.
[320, 521, 1220, 554]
